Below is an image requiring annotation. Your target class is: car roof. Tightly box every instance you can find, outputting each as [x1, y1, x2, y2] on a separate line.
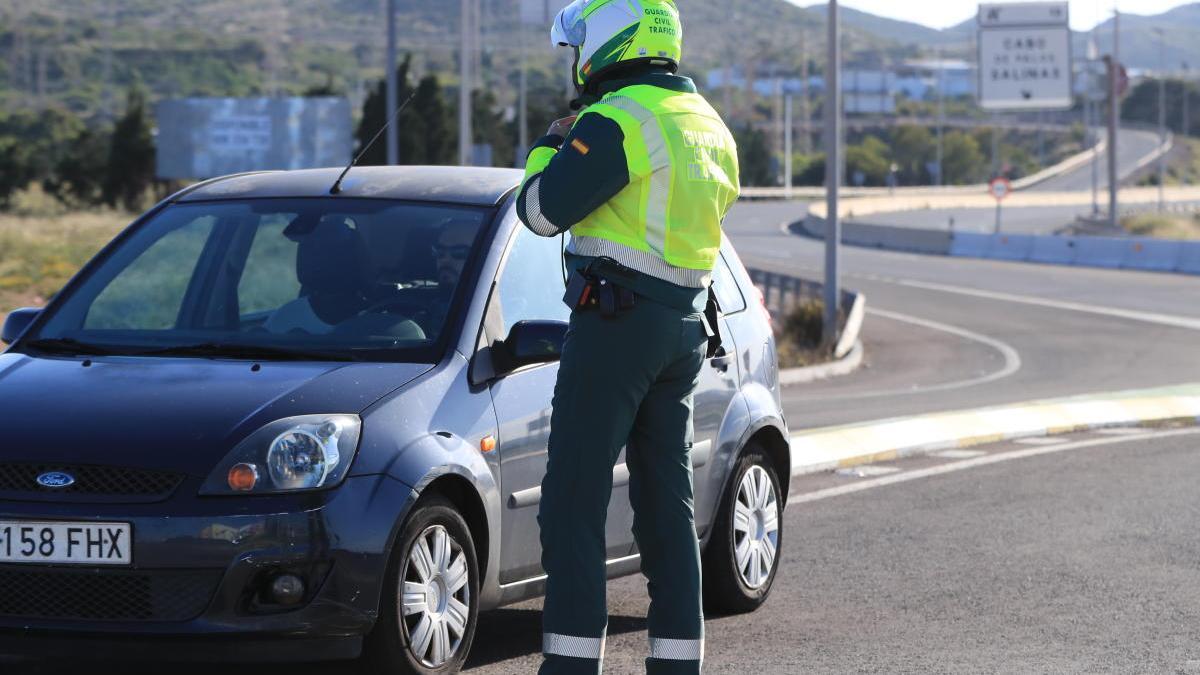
[177, 166, 524, 207]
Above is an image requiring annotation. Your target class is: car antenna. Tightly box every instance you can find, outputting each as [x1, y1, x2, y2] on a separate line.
[329, 90, 417, 195]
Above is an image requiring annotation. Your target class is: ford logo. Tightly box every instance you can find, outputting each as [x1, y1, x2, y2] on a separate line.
[36, 471, 75, 489]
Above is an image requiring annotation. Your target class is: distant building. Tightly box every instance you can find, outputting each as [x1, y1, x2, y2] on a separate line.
[705, 59, 977, 113]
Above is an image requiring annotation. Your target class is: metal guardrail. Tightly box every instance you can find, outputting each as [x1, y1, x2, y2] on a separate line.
[746, 268, 866, 360]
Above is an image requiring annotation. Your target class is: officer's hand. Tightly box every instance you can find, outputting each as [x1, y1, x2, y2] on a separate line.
[547, 116, 577, 139]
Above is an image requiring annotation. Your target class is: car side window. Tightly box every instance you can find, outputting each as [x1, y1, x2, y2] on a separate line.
[238, 214, 302, 317]
[493, 229, 570, 336]
[84, 216, 216, 330]
[712, 252, 747, 315]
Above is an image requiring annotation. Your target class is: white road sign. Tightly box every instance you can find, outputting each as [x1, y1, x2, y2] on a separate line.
[979, 2, 1068, 27]
[977, 2, 1072, 111]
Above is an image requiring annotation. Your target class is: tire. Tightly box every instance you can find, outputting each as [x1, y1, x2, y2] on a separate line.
[364, 495, 480, 674]
[702, 443, 784, 614]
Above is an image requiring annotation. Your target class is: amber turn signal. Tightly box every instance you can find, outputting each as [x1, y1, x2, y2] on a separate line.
[227, 462, 260, 491]
[480, 435, 497, 453]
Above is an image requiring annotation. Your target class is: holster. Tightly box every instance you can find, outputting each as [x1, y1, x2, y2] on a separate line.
[703, 287, 724, 358]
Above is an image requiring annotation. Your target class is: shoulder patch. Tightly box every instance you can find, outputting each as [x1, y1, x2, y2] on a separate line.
[570, 138, 591, 155]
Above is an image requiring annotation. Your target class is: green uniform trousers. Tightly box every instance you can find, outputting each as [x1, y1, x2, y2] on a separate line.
[538, 291, 709, 675]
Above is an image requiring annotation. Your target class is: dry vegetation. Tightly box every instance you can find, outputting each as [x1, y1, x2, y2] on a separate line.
[0, 188, 129, 326]
[775, 299, 830, 369]
[1122, 213, 1200, 240]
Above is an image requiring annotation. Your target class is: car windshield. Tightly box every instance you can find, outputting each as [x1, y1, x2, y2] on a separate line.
[27, 198, 490, 362]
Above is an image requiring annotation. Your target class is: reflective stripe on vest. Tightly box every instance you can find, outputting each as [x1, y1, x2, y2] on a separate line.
[570, 84, 740, 287]
[544, 632, 606, 660]
[648, 636, 704, 661]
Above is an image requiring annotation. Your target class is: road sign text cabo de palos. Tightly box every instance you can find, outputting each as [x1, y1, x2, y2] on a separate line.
[977, 2, 1072, 111]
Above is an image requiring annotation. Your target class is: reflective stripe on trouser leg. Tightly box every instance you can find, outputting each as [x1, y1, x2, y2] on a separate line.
[539, 305, 665, 675]
[649, 636, 704, 661]
[544, 631, 607, 660]
[627, 314, 709, 675]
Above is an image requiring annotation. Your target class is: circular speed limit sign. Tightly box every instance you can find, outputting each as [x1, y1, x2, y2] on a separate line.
[988, 177, 1012, 202]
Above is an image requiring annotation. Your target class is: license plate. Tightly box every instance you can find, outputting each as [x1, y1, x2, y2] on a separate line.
[0, 520, 132, 566]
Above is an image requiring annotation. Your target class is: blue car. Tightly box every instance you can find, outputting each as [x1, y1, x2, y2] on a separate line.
[0, 166, 789, 673]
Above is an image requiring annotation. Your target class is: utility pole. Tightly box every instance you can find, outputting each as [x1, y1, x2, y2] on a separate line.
[1089, 33, 1099, 215]
[101, 0, 115, 120]
[801, 35, 812, 154]
[785, 93, 794, 197]
[459, 0, 475, 166]
[1106, 10, 1120, 229]
[1184, 62, 1191, 139]
[386, 0, 398, 165]
[1157, 27, 1167, 212]
[935, 48, 945, 187]
[823, 0, 842, 348]
[518, 20, 529, 168]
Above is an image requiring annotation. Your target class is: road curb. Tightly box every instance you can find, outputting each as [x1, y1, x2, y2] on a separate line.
[789, 383, 1200, 475]
[778, 340, 864, 387]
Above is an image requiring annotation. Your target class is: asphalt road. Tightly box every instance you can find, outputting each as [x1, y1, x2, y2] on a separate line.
[11, 189, 1200, 672]
[854, 128, 1166, 235]
[1033, 128, 1163, 193]
[725, 200, 1200, 429]
[14, 427, 1199, 674]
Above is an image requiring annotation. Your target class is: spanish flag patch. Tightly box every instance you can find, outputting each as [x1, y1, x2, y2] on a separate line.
[570, 138, 591, 155]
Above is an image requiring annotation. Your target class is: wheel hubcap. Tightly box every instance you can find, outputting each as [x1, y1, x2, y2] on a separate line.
[400, 525, 471, 668]
[732, 465, 779, 590]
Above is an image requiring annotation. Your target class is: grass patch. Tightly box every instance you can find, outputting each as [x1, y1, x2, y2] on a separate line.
[0, 208, 130, 327]
[775, 299, 832, 369]
[1121, 213, 1200, 240]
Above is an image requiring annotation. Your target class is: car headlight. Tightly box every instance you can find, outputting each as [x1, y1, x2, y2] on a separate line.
[200, 415, 362, 495]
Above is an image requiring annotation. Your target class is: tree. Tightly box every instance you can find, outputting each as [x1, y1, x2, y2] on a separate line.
[355, 55, 416, 166]
[845, 136, 890, 186]
[356, 56, 458, 166]
[735, 126, 773, 187]
[889, 125, 934, 185]
[0, 136, 32, 208]
[471, 89, 513, 167]
[411, 75, 455, 165]
[102, 86, 156, 211]
[941, 131, 985, 185]
[44, 126, 111, 207]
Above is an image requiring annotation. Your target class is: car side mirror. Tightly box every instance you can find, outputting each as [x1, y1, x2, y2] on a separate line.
[494, 320, 568, 375]
[2, 307, 40, 345]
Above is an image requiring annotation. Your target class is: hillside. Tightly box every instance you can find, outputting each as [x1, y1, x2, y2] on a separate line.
[0, 0, 853, 118]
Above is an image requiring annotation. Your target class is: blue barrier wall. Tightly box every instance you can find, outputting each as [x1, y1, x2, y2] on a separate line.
[947, 232, 1200, 276]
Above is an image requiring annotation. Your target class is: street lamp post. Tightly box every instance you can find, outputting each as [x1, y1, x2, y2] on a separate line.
[823, 0, 842, 348]
[1184, 62, 1191, 139]
[386, 0, 398, 165]
[1156, 27, 1166, 212]
[459, 0, 475, 166]
[1107, 11, 1120, 230]
[935, 47, 944, 187]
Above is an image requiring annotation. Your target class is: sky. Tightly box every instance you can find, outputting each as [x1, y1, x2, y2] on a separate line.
[805, 0, 1194, 31]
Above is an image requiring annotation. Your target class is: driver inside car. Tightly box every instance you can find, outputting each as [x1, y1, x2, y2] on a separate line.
[265, 216, 374, 335]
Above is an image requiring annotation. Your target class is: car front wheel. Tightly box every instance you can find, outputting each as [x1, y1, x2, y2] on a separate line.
[365, 495, 480, 674]
[702, 443, 783, 614]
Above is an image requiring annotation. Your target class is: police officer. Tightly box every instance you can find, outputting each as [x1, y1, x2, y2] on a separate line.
[515, 2, 739, 673]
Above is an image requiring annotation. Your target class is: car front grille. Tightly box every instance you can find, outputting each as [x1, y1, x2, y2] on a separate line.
[0, 463, 183, 503]
[0, 566, 221, 622]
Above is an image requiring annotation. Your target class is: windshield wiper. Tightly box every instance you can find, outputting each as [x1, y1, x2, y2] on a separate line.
[135, 342, 357, 362]
[22, 338, 128, 356]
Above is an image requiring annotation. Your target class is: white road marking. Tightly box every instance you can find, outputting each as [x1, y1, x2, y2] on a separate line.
[1093, 427, 1147, 435]
[886, 278, 1200, 332]
[931, 449, 987, 459]
[787, 427, 1200, 505]
[1013, 437, 1070, 445]
[835, 465, 902, 478]
[791, 307, 1022, 402]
